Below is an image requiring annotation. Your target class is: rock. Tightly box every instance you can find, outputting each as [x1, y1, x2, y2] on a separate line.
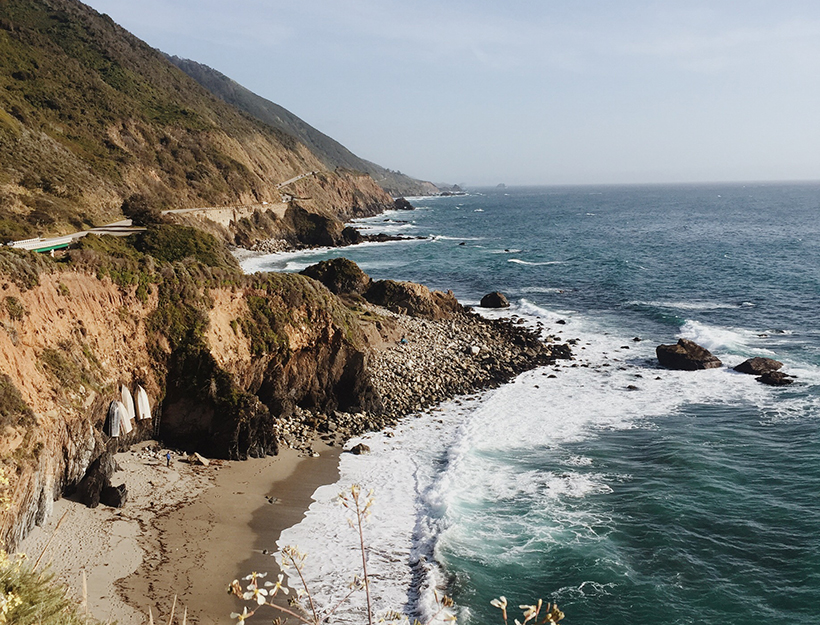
[348, 443, 370, 455]
[756, 371, 794, 386]
[479, 292, 510, 308]
[733, 357, 783, 375]
[301, 258, 372, 295]
[469, 345, 481, 355]
[656, 338, 722, 370]
[393, 197, 415, 211]
[100, 484, 128, 508]
[366, 280, 462, 320]
[188, 452, 210, 466]
[76, 452, 117, 508]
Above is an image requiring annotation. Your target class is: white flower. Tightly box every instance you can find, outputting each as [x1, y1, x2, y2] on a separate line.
[243, 585, 269, 605]
[263, 573, 290, 596]
[230, 607, 252, 622]
[490, 596, 507, 610]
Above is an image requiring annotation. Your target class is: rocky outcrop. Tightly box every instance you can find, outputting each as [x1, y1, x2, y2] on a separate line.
[364, 280, 463, 320]
[656, 339, 722, 370]
[76, 451, 118, 508]
[393, 198, 415, 211]
[301, 258, 372, 295]
[480, 292, 510, 308]
[756, 371, 794, 386]
[733, 357, 783, 375]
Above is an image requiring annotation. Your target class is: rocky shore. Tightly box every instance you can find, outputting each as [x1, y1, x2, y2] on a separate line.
[266, 301, 571, 456]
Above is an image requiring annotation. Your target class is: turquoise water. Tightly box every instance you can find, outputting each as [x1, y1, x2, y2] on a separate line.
[245, 183, 820, 624]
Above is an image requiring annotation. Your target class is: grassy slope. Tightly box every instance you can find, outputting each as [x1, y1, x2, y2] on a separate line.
[0, 0, 383, 241]
[167, 56, 442, 198]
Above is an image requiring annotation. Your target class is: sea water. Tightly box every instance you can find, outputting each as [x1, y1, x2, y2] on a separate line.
[241, 184, 820, 625]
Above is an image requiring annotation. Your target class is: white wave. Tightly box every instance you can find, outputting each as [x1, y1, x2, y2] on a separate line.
[520, 286, 566, 294]
[430, 235, 484, 241]
[275, 307, 780, 624]
[508, 259, 564, 266]
[489, 248, 522, 254]
[630, 300, 748, 311]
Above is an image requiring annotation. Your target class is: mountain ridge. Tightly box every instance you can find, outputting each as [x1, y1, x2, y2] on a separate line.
[0, 0, 394, 241]
[165, 55, 441, 198]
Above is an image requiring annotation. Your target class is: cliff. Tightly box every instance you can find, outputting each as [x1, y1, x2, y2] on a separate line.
[0, 233, 570, 552]
[0, 0, 392, 242]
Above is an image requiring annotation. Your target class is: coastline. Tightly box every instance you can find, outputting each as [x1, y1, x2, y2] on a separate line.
[18, 441, 341, 625]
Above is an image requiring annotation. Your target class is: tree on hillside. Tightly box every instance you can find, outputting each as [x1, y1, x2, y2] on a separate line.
[121, 194, 167, 226]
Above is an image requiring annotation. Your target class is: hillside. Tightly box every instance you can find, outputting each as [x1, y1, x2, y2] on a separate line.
[0, 0, 392, 242]
[167, 56, 441, 198]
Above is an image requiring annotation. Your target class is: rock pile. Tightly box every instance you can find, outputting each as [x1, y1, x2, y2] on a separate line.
[268, 305, 572, 451]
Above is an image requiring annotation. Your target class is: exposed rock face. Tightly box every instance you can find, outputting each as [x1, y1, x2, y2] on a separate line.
[733, 357, 783, 375]
[301, 258, 372, 295]
[756, 371, 794, 386]
[656, 338, 722, 370]
[365, 280, 463, 320]
[480, 292, 510, 308]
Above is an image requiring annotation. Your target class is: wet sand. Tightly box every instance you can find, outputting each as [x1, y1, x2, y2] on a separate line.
[19, 441, 341, 625]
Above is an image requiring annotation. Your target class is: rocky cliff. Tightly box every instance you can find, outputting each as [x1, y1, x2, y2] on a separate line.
[0, 233, 571, 552]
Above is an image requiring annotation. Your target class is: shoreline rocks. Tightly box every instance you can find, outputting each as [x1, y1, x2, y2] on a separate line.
[656, 338, 722, 370]
[733, 357, 783, 375]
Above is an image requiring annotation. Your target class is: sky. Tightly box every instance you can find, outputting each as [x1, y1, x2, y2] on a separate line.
[85, 0, 820, 186]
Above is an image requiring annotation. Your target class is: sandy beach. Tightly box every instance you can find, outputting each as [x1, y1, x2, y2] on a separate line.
[18, 440, 340, 625]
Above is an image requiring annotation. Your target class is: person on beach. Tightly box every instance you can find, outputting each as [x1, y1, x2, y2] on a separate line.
[165, 451, 171, 467]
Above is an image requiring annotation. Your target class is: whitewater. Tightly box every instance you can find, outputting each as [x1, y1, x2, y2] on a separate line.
[242, 183, 820, 625]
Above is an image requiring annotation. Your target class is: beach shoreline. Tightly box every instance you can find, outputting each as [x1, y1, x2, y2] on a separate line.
[18, 441, 341, 625]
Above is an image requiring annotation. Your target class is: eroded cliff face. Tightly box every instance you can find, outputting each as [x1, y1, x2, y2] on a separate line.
[0, 263, 381, 550]
[0, 270, 160, 550]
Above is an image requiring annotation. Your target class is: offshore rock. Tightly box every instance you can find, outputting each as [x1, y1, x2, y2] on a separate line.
[480, 292, 510, 308]
[756, 371, 794, 386]
[393, 197, 415, 211]
[348, 443, 371, 455]
[656, 338, 722, 370]
[734, 357, 783, 375]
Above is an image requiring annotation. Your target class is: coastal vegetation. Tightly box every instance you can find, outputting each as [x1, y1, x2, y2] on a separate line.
[0, 550, 102, 625]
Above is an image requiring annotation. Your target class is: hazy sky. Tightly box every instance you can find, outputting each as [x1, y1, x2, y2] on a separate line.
[85, 0, 820, 186]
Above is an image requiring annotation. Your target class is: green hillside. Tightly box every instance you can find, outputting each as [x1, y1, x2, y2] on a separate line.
[0, 0, 390, 241]
[167, 56, 441, 198]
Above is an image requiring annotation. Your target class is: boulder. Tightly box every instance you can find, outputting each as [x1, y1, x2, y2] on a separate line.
[301, 258, 372, 295]
[76, 452, 118, 508]
[348, 443, 370, 455]
[393, 197, 415, 211]
[480, 292, 510, 308]
[656, 339, 722, 370]
[100, 484, 128, 508]
[756, 371, 794, 386]
[733, 357, 783, 375]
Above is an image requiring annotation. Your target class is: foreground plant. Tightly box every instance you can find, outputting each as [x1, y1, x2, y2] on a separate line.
[0, 550, 101, 625]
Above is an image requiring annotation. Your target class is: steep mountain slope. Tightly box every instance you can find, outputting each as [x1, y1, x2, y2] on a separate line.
[0, 0, 392, 241]
[167, 56, 441, 198]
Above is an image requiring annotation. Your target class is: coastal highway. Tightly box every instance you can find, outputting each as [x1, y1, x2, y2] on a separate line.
[8, 170, 321, 252]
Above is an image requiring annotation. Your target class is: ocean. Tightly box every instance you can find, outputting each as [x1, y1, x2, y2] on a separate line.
[240, 183, 820, 625]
